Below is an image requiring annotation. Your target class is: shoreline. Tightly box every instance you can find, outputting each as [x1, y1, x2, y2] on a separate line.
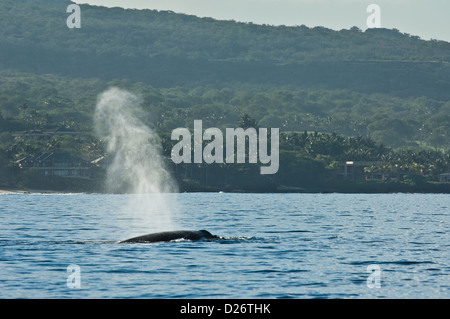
[1, 187, 449, 195]
[0, 189, 29, 194]
[0, 188, 64, 194]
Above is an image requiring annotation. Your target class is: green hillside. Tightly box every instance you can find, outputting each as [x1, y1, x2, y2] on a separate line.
[0, 0, 449, 192]
[1, 0, 450, 97]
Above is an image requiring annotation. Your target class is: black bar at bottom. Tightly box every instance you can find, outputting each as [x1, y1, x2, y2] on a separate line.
[0, 299, 443, 318]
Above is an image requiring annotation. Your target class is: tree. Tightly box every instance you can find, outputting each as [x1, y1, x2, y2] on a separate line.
[237, 114, 259, 129]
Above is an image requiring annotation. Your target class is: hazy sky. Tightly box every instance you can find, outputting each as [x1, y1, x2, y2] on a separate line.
[74, 0, 450, 42]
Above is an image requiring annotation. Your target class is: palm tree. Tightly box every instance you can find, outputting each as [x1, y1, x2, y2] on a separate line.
[238, 114, 259, 129]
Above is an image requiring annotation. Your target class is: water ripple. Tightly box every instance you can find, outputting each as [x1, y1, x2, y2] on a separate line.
[1, 193, 449, 298]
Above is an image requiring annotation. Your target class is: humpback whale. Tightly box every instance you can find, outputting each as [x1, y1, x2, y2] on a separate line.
[120, 229, 220, 243]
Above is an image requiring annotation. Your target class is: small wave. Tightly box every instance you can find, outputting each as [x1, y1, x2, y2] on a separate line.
[169, 236, 256, 244]
[0, 239, 117, 246]
[264, 230, 313, 234]
[221, 236, 255, 240]
[29, 192, 88, 196]
[216, 236, 259, 244]
[386, 260, 435, 266]
[346, 260, 435, 266]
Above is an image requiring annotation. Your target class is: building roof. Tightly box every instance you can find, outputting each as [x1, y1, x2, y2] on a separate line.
[16, 152, 88, 167]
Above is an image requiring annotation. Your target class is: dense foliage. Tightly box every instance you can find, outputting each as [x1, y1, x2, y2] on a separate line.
[1, 0, 450, 98]
[0, 0, 449, 192]
[0, 73, 448, 149]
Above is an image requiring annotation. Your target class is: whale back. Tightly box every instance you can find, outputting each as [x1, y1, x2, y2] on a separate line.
[120, 229, 219, 243]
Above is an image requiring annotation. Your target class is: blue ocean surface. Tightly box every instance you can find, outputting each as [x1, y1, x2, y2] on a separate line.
[0, 192, 448, 298]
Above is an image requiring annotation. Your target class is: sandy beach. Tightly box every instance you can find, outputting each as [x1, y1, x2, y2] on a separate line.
[0, 189, 28, 194]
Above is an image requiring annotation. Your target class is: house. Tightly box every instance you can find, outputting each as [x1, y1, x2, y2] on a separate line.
[17, 152, 91, 178]
[13, 128, 83, 141]
[13, 130, 53, 140]
[340, 161, 382, 180]
[439, 172, 450, 182]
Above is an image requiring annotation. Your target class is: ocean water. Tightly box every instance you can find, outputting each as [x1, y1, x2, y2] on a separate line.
[0, 192, 448, 299]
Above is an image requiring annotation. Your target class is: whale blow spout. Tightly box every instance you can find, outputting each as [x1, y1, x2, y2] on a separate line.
[119, 230, 220, 243]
